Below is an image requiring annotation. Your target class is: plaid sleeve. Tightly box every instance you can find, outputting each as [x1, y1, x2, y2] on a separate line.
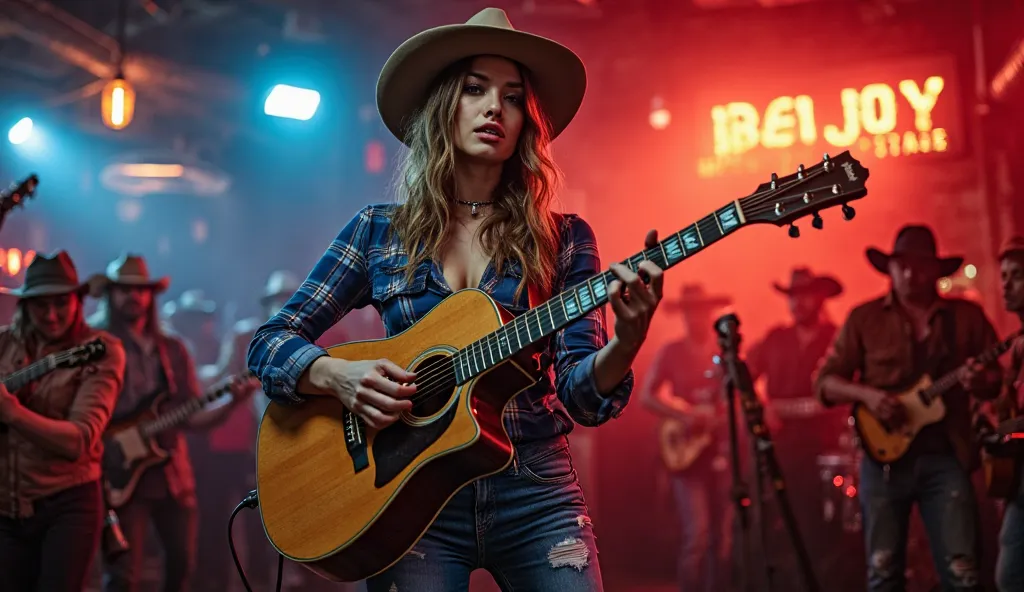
[247, 206, 376, 403]
[551, 215, 634, 427]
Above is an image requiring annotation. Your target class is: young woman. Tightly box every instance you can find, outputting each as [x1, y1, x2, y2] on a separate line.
[248, 7, 663, 590]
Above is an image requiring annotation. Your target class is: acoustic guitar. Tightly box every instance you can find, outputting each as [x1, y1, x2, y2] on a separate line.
[853, 331, 1021, 464]
[102, 374, 252, 508]
[255, 152, 870, 582]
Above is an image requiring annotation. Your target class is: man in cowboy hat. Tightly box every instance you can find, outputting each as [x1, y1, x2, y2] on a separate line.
[0, 251, 126, 591]
[640, 283, 733, 592]
[996, 235, 1024, 591]
[816, 225, 1002, 591]
[745, 267, 851, 586]
[89, 253, 255, 592]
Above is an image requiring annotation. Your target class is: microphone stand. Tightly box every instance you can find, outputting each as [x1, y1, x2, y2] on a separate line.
[715, 313, 820, 592]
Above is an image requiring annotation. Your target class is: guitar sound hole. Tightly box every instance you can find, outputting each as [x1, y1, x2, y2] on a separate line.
[409, 354, 457, 419]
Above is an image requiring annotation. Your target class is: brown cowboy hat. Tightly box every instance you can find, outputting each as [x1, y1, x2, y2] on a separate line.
[866, 225, 963, 277]
[664, 284, 732, 313]
[88, 253, 170, 296]
[999, 235, 1024, 260]
[0, 250, 89, 299]
[376, 7, 587, 145]
[773, 267, 843, 298]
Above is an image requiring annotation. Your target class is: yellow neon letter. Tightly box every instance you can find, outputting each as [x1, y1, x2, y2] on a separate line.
[860, 83, 897, 136]
[824, 88, 861, 147]
[898, 76, 944, 132]
[793, 95, 817, 146]
[762, 96, 796, 149]
[711, 102, 760, 155]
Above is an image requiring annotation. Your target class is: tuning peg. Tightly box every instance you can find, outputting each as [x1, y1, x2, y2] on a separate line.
[842, 204, 856, 220]
[797, 164, 805, 179]
[823, 153, 833, 172]
[811, 213, 824, 229]
[770, 172, 778, 190]
[788, 224, 800, 238]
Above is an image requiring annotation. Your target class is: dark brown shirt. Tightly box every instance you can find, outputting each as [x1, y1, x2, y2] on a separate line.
[0, 326, 126, 518]
[815, 293, 1000, 469]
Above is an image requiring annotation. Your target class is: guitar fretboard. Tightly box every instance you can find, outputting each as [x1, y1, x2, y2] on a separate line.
[452, 201, 748, 383]
[138, 382, 235, 439]
[922, 330, 1023, 404]
[2, 356, 57, 392]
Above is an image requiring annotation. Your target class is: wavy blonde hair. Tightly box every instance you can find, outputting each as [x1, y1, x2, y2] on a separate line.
[390, 57, 562, 301]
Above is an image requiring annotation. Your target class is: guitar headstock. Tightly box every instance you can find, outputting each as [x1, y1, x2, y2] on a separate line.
[738, 152, 869, 237]
[1, 174, 39, 215]
[58, 338, 107, 369]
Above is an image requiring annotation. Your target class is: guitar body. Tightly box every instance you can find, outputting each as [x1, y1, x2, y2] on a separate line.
[853, 375, 947, 464]
[983, 452, 1020, 499]
[658, 417, 713, 473]
[103, 394, 173, 508]
[256, 289, 541, 582]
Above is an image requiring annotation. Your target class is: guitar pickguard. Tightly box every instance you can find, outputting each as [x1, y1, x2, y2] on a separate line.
[371, 398, 459, 488]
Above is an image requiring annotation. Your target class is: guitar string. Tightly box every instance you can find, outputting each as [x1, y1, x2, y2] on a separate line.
[380, 167, 850, 407]
[397, 181, 846, 408]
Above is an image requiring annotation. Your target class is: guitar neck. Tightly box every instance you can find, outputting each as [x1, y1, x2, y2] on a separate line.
[922, 330, 1023, 404]
[2, 356, 58, 391]
[453, 202, 748, 382]
[138, 384, 233, 438]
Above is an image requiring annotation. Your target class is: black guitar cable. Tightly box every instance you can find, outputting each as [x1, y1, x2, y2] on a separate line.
[229, 490, 285, 592]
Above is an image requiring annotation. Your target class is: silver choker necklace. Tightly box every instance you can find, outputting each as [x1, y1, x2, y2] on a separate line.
[454, 199, 494, 217]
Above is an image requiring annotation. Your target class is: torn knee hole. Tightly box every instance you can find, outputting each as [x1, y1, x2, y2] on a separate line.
[576, 514, 592, 528]
[949, 555, 978, 586]
[870, 550, 895, 578]
[548, 537, 590, 571]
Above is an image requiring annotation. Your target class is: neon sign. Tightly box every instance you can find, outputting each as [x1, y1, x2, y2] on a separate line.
[695, 58, 962, 178]
[711, 76, 947, 159]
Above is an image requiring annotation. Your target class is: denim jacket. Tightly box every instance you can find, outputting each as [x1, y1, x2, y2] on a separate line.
[247, 204, 633, 445]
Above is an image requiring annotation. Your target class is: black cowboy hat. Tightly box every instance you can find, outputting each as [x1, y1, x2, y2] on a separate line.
[866, 225, 963, 277]
[0, 251, 89, 299]
[773, 267, 843, 299]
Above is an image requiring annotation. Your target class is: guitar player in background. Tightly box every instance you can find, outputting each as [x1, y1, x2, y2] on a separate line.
[816, 225, 1002, 592]
[0, 251, 126, 591]
[996, 235, 1024, 592]
[88, 254, 256, 592]
[640, 284, 734, 592]
[744, 267, 849, 585]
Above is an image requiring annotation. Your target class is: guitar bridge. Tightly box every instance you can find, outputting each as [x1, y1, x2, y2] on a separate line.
[343, 408, 369, 473]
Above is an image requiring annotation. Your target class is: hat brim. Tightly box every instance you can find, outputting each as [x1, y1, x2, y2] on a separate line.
[88, 274, 170, 297]
[866, 248, 964, 277]
[259, 290, 293, 305]
[0, 283, 89, 299]
[664, 297, 732, 313]
[376, 24, 586, 145]
[772, 277, 844, 298]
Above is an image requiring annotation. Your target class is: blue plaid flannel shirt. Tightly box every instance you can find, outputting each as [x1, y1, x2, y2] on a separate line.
[246, 204, 633, 444]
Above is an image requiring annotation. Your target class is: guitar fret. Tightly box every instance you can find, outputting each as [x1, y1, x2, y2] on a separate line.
[693, 222, 705, 246]
[712, 211, 724, 234]
[546, 301, 555, 332]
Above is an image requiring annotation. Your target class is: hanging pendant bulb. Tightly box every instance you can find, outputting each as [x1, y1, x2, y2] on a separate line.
[102, 75, 136, 130]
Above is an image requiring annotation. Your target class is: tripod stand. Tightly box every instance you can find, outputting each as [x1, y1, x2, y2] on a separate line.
[715, 313, 820, 592]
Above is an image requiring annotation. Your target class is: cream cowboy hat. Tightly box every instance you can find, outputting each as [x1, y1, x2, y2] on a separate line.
[88, 253, 170, 296]
[376, 7, 587, 145]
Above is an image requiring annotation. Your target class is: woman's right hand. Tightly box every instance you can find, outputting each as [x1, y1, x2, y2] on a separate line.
[310, 357, 416, 429]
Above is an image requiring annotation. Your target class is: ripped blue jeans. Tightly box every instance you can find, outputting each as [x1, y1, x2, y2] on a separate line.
[859, 454, 979, 591]
[365, 436, 602, 592]
[997, 481, 1024, 592]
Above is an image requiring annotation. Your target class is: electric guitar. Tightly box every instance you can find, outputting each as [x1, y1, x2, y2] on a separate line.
[979, 414, 1024, 499]
[0, 338, 106, 433]
[3, 338, 105, 392]
[102, 374, 253, 508]
[853, 331, 1021, 464]
[0, 174, 39, 226]
[255, 152, 870, 582]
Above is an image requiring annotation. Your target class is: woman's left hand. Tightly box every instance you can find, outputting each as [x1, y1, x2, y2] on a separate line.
[0, 383, 21, 423]
[608, 229, 664, 356]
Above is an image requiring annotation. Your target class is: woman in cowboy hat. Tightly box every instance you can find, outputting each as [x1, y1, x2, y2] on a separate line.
[0, 251, 126, 591]
[249, 7, 663, 590]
